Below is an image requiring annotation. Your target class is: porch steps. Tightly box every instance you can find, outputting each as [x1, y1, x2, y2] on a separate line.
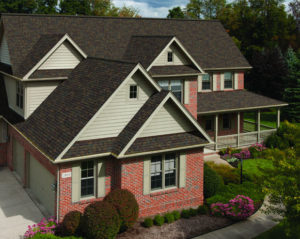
[204, 153, 232, 167]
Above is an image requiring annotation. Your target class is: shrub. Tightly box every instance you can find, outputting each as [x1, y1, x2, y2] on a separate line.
[164, 213, 175, 223]
[154, 215, 164, 226]
[24, 217, 58, 238]
[189, 208, 198, 217]
[206, 162, 240, 185]
[104, 189, 139, 232]
[204, 163, 223, 198]
[248, 143, 266, 158]
[82, 201, 120, 239]
[197, 205, 209, 215]
[31, 234, 83, 239]
[61, 211, 82, 236]
[142, 218, 153, 228]
[211, 195, 255, 220]
[172, 211, 181, 220]
[181, 209, 191, 219]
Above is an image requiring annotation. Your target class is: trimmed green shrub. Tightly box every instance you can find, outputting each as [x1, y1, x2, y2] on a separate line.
[204, 163, 223, 198]
[31, 234, 83, 239]
[189, 208, 198, 217]
[197, 205, 209, 215]
[61, 210, 82, 236]
[154, 215, 164, 226]
[206, 162, 240, 184]
[172, 210, 181, 220]
[164, 213, 175, 223]
[181, 209, 191, 219]
[104, 189, 139, 232]
[82, 201, 120, 239]
[142, 218, 153, 228]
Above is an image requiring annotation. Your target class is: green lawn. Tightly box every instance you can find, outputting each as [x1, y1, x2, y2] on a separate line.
[254, 221, 299, 239]
[240, 158, 274, 180]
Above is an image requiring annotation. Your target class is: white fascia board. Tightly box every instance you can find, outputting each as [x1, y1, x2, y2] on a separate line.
[136, 63, 162, 92]
[203, 66, 253, 71]
[147, 37, 205, 74]
[23, 34, 87, 80]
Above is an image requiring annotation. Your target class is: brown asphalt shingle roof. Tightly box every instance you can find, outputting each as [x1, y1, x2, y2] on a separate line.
[126, 131, 207, 155]
[1, 13, 251, 78]
[149, 65, 200, 76]
[16, 57, 137, 159]
[197, 90, 288, 114]
[30, 69, 72, 78]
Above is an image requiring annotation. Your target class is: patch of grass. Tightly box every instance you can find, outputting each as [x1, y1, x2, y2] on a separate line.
[239, 158, 273, 181]
[254, 221, 300, 239]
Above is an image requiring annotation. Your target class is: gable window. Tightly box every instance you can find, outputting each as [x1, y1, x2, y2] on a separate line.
[205, 117, 213, 131]
[202, 73, 212, 90]
[129, 85, 138, 99]
[151, 153, 177, 191]
[158, 79, 183, 102]
[224, 72, 233, 89]
[16, 81, 23, 109]
[167, 51, 173, 62]
[222, 114, 231, 129]
[81, 160, 95, 197]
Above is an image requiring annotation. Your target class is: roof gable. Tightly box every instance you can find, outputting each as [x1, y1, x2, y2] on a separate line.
[1, 14, 251, 77]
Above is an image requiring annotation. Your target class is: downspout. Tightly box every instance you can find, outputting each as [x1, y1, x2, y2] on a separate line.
[56, 165, 60, 221]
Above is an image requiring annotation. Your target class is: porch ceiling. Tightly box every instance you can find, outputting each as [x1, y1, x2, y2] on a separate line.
[197, 90, 288, 114]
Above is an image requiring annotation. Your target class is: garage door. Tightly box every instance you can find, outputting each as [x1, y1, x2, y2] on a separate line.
[29, 154, 55, 216]
[13, 139, 24, 180]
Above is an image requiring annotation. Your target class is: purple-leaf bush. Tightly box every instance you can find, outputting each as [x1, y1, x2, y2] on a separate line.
[249, 142, 267, 152]
[211, 195, 255, 220]
[233, 149, 251, 160]
[24, 217, 58, 238]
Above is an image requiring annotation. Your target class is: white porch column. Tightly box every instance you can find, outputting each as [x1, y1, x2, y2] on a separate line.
[214, 114, 219, 150]
[276, 108, 280, 129]
[237, 112, 240, 147]
[257, 110, 261, 142]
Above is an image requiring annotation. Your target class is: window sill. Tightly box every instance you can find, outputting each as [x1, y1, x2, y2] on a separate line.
[201, 90, 212, 92]
[73, 196, 97, 205]
[150, 187, 178, 197]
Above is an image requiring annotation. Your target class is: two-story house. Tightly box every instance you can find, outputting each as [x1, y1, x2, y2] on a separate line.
[0, 13, 287, 220]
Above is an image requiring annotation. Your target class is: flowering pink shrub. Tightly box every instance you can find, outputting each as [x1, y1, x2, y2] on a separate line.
[233, 149, 251, 159]
[24, 217, 58, 238]
[211, 195, 255, 220]
[250, 142, 267, 152]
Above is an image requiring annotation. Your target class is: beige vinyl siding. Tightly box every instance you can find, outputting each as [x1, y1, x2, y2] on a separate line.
[140, 100, 194, 137]
[153, 44, 190, 66]
[39, 41, 83, 70]
[29, 154, 55, 216]
[26, 81, 60, 118]
[0, 34, 11, 65]
[79, 72, 155, 140]
[234, 73, 238, 89]
[213, 74, 217, 91]
[4, 76, 24, 117]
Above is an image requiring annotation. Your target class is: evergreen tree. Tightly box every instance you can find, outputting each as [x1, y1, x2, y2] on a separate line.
[36, 0, 57, 14]
[186, 0, 226, 19]
[167, 7, 185, 19]
[283, 47, 300, 122]
[59, 0, 91, 15]
[0, 0, 37, 13]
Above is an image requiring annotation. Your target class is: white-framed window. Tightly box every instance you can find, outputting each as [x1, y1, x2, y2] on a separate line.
[158, 79, 183, 102]
[150, 153, 178, 191]
[224, 72, 233, 89]
[129, 85, 138, 99]
[202, 73, 213, 90]
[80, 160, 95, 197]
[16, 81, 23, 109]
[167, 51, 173, 62]
[222, 114, 231, 129]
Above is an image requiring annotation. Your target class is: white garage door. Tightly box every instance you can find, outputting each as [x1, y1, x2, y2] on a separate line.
[13, 139, 24, 181]
[29, 154, 55, 216]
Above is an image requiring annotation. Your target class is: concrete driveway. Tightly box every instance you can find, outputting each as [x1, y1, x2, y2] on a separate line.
[0, 167, 44, 239]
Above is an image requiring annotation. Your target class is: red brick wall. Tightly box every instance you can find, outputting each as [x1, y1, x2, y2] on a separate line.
[58, 159, 115, 221]
[119, 148, 204, 217]
[216, 73, 221, 91]
[0, 143, 7, 166]
[184, 78, 198, 119]
[238, 72, 244, 89]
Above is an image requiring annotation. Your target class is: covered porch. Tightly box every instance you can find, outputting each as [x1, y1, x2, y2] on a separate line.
[197, 90, 288, 150]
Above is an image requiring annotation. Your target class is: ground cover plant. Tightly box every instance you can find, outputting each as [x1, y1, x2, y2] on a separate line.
[204, 163, 223, 198]
[206, 162, 240, 184]
[24, 217, 58, 238]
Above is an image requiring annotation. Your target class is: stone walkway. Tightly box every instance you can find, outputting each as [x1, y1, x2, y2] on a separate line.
[193, 198, 282, 239]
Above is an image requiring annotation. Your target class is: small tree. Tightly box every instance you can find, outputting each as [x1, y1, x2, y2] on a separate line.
[167, 6, 185, 19]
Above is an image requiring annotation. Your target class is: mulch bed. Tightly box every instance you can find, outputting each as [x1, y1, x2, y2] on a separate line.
[117, 215, 234, 239]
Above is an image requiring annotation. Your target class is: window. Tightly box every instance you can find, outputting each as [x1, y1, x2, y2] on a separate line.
[129, 85, 137, 99]
[81, 160, 95, 197]
[202, 73, 212, 90]
[151, 153, 177, 191]
[205, 118, 213, 131]
[158, 79, 183, 102]
[16, 81, 23, 109]
[167, 51, 173, 62]
[222, 114, 231, 129]
[224, 72, 233, 89]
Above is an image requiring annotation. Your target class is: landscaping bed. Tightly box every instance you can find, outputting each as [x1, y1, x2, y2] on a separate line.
[117, 215, 234, 239]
